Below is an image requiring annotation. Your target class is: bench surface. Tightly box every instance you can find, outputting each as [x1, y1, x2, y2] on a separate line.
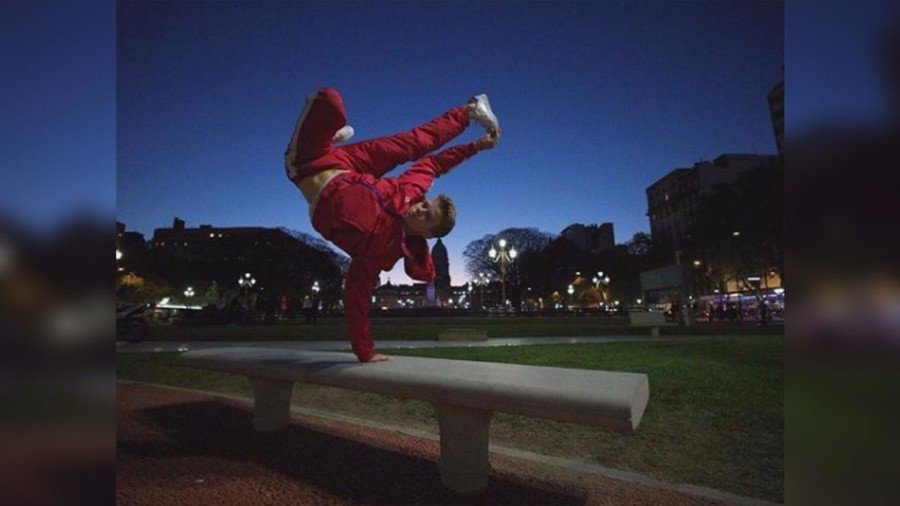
[180, 348, 649, 433]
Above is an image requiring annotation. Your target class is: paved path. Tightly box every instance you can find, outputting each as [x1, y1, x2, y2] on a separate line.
[116, 335, 710, 354]
[117, 382, 756, 505]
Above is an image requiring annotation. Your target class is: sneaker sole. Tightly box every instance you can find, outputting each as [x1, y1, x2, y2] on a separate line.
[285, 92, 317, 180]
[474, 94, 499, 131]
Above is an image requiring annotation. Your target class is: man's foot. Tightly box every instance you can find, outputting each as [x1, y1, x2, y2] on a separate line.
[366, 353, 392, 363]
[468, 94, 499, 132]
[332, 125, 355, 143]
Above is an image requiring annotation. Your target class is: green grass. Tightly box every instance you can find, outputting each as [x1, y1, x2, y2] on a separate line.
[117, 335, 783, 501]
[148, 316, 782, 341]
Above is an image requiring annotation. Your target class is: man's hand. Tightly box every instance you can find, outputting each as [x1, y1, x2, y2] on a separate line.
[476, 128, 500, 151]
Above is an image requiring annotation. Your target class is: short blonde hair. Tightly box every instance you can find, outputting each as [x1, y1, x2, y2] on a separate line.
[431, 194, 456, 238]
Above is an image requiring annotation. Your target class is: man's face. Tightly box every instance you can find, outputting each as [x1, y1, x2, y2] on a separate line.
[404, 198, 443, 237]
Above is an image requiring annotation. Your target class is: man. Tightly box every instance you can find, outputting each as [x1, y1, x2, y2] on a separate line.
[285, 87, 500, 362]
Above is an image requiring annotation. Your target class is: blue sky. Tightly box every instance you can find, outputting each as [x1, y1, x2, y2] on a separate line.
[114, 1, 783, 285]
[0, 0, 115, 235]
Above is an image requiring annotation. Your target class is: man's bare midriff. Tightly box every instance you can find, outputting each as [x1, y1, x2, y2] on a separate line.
[297, 168, 348, 205]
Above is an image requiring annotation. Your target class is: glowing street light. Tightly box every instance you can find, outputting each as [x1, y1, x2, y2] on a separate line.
[238, 272, 256, 288]
[591, 272, 611, 303]
[184, 287, 195, 298]
[488, 239, 517, 307]
[116, 249, 123, 261]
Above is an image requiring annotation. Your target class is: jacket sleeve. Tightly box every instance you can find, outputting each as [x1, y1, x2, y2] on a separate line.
[344, 257, 381, 362]
[395, 143, 478, 201]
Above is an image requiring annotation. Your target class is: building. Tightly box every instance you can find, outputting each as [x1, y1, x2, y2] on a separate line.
[559, 223, 615, 254]
[149, 218, 343, 308]
[116, 221, 149, 274]
[374, 279, 491, 310]
[642, 154, 783, 313]
[373, 280, 428, 309]
[431, 238, 451, 305]
[767, 73, 785, 157]
[646, 154, 778, 260]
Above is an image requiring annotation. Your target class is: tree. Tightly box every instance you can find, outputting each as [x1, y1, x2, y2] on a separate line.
[463, 228, 554, 278]
[625, 232, 652, 256]
[463, 228, 554, 307]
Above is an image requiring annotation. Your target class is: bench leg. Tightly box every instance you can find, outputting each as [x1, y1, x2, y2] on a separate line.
[249, 377, 293, 432]
[434, 403, 492, 493]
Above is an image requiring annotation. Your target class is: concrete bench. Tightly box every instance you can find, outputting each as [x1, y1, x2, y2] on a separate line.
[179, 348, 649, 493]
[628, 310, 676, 336]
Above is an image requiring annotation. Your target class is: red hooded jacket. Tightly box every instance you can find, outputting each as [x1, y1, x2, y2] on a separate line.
[310, 143, 478, 361]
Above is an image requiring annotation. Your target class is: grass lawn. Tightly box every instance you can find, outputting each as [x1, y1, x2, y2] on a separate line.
[117, 335, 783, 502]
[148, 316, 783, 341]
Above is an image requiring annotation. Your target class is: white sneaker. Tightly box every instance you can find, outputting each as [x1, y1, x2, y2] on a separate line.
[468, 94, 499, 132]
[333, 125, 355, 143]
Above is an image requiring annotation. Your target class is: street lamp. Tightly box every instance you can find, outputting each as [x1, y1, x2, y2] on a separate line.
[591, 272, 611, 303]
[184, 287, 195, 298]
[474, 271, 490, 308]
[238, 272, 257, 288]
[238, 272, 256, 308]
[116, 249, 123, 261]
[567, 284, 575, 309]
[311, 280, 320, 294]
[488, 239, 517, 308]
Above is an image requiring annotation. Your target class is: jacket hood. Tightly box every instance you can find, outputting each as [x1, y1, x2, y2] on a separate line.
[401, 235, 435, 282]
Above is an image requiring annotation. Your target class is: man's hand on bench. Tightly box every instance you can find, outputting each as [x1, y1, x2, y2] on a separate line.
[365, 353, 392, 363]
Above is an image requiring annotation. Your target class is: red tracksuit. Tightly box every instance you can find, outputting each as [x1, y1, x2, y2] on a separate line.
[285, 88, 478, 362]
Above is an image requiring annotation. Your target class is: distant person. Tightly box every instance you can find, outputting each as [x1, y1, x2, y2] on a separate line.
[758, 301, 769, 326]
[302, 295, 317, 324]
[671, 297, 686, 326]
[285, 87, 500, 362]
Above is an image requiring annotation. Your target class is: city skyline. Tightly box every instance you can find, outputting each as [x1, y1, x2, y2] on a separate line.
[116, 1, 783, 285]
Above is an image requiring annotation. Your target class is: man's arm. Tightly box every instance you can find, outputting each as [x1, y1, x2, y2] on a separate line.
[394, 132, 497, 200]
[344, 257, 382, 362]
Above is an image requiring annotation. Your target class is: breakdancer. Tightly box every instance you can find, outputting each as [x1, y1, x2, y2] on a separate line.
[285, 87, 500, 362]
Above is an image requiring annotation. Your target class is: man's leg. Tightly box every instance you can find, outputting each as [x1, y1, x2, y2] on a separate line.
[338, 105, 470, 178]
[284, 87, 348, 181]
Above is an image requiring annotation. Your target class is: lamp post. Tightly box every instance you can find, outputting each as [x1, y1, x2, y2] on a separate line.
[488, 239, 517, 308]
[238, 272, 256, 308]
[184, 286, 195, 299]
[474, 271, 489, 309]
[591, 272, 611, 303]
[567, 284, 575, 310]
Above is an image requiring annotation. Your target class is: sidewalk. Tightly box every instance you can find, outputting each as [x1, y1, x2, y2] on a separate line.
[116, 335, 710, 354]
[117, 382, 763, 505]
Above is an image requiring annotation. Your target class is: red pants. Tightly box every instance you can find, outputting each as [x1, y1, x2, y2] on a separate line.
[284, 87, 470, 181]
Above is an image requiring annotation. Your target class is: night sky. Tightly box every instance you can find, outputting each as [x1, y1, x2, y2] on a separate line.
[115, 1, 783, 285]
